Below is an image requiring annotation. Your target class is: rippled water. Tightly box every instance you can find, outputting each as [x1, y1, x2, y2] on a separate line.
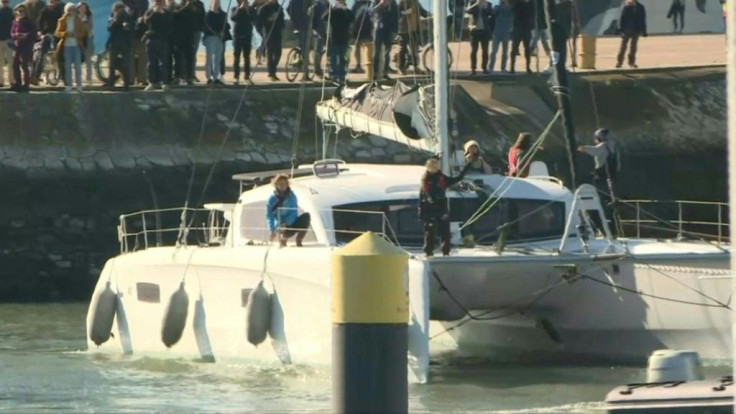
[0, 303, 730, 413]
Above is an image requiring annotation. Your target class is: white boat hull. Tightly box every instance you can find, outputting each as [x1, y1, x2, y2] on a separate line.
[87, 239, 731, 368]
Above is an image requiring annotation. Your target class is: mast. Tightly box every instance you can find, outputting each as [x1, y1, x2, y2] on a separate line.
[544, 0, 579, 188]
[726, 0, 736, 371]
[433, 0, 450, 173]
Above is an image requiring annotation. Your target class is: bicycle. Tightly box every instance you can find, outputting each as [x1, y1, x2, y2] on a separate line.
[94, 47, 122, 84]
[32, 35, 60, 86]
[390, 37, 453, 75]
[284, 30, 319, 83]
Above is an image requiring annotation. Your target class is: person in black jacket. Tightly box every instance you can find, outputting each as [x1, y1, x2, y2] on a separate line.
[231, 0, 254, 84]
[0, 0, 14, 87]
[258, 0, 284, 80]
[32, 0, 64, 84]
[371, 0, 398, 80]
[203, 0, 227, 84]
[143, 0, 173, 90]
[510, 0, 532, 74]
[667, 0, 684, 33]
[350, 0, 372, 73]
[326, 0, 353, 83]
[465, 0, 492, 75]
[616, 0, 646, 68]
[418, 157, 470, 257]
[529, 0, 550, 69]
[123, 0, 149, 85]
[105, 2, 132, 89]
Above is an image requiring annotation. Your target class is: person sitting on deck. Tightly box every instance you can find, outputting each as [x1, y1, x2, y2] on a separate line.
[266, 174, 311, 247]
[418, 156, 470, 257]
[463, 139, 493, 174]
[508, 132, 532, 177]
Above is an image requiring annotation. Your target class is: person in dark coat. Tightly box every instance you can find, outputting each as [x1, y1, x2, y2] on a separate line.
[510, 0, 533, 74]
[616, 0, 646, 68]
[667, 0, 684, 33]
[326, 0, 353, 83]
[465, 0, 492, 75]
[203, 0, 227, 84]
[105, 2, 132, 89]
[350, 0, 372, 73]
[449, 0, 464, 40]
[10, 3, 36, 92]
[371, 0, 398, 80]
[123, 0, 149, 85]
[142, 0, 173, 90]
[32, 0, 64, 84]
[231, 0, 254, 84]
[529, 0, 550, 69]
[286, 0, 309, 68]
[418, 157, 470, 257]
[0, 0, 14, 87]
[311, 0, 329, 78]
[258, 0, 284, 80]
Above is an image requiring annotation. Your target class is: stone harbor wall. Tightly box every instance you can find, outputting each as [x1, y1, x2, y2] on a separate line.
[0, 67, 726, 302]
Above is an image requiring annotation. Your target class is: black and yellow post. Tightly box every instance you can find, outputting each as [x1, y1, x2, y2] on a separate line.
[331, 231, 410, 414]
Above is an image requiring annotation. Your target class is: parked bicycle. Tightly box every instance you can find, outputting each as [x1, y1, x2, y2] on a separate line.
[284, 30, 318, 83]
[389, 17, 453, 75]
[94, 47, 121, 84]
[31, 34, 59, 86]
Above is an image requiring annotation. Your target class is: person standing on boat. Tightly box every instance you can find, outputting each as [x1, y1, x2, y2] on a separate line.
[615, 0, 646, 69]
[508, 132, 532, 177]
[465, 0, 492, 76]
[464, 140, 493, 174]
[510, 0, 533, 75]
[578, 128, 619, 190]
[419, 157, 470, 257]
[267, 174, 312, 247]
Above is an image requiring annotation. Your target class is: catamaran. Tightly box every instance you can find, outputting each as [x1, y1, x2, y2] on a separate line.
[86, 0, 731, 382]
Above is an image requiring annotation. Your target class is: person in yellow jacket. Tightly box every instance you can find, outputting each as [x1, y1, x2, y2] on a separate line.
[55, 2, 88, 92]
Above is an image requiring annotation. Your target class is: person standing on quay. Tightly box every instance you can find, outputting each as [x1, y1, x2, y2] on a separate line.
[203, 0, 226, 84]
[143, 0, 173, 90]
[258, 0, 284, 81]
[488, 0, 511, 73]
[326, 0, 353, 84]
[105, 2, 132, 89]
[231, 0, 254, 85]
[0, 0, 14, 88]
[465, 0, 492, 76]
[371, 0, 398, 80]
[77, 1, 93, 87]
[510, 0, 533, 75]
[55, 3, 87, 92]
[349, 0, 372, 74]
[10, 3, 35, 92]
[616, 0, 646, 69]
[123, 0, 149, 85]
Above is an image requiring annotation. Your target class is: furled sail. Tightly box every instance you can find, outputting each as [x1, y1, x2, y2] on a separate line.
[315, 81, 439, 153]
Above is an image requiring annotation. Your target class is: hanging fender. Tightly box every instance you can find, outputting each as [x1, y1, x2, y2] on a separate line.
[245, 280, 272, 347]
[89, 281, 118, 346]
[161, 282, 189, 348]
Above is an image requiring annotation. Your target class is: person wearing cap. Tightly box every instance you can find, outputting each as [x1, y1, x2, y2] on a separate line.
[577, 127, 619, 185]
[418, 156, 470, 257]
[464, 140, 493, 174]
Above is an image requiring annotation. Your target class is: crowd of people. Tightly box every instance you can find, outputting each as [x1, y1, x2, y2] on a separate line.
[0, 0, 586, 92]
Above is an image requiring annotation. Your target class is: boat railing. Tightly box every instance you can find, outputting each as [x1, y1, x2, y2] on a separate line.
[617, 199, 729, 244]
[118, 207, 229, 253]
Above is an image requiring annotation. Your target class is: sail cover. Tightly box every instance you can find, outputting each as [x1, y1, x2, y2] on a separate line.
[315, 81, 439, 153]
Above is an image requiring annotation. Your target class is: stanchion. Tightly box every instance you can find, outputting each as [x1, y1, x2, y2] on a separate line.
[332, 231, 409, 414]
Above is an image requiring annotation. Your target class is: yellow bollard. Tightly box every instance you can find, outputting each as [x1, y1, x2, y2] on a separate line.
[578, 34, 597, 70]
[365, 42, 374, 82]
[332, 231, 409, 414]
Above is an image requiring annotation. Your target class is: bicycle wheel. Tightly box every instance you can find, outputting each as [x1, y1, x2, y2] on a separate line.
[285, 48, 301, 83]
[421, 44, 453, 74]
[43, 52, 59, 86]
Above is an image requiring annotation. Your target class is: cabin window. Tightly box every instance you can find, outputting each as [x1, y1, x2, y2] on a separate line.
[333, 197, 565, 246]
[239, 200, 317, 243]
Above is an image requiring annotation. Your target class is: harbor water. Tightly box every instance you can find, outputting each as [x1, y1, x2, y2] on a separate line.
[0, 303, 730, 413]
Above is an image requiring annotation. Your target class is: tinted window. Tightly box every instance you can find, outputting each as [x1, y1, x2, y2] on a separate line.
[333, 197, 565, 246]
